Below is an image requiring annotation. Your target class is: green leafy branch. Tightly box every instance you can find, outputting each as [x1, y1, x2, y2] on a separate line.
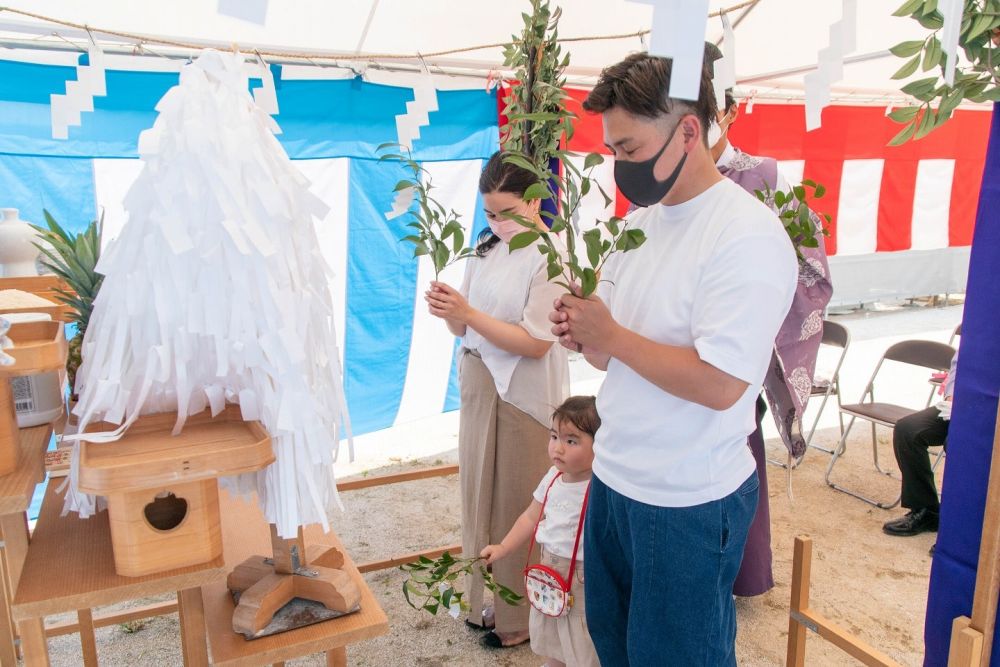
[400, 551, 523, 617]
[754, 179, 832, 262]
[498, 0, 646, 297]
[888, 0, 1000, 145]
[500, 0, 570, 167]
[378, 143, 475, 280]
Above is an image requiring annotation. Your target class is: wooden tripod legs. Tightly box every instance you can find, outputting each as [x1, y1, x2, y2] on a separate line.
[228, 526, 361, 638]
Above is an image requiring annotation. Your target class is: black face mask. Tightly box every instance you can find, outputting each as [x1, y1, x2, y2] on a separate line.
[613, 121, 687, 207]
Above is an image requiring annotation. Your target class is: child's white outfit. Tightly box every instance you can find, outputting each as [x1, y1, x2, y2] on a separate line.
[527, 467, 600, 667]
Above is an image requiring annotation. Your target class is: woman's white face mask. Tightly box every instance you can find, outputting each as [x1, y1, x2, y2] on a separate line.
[708, 108, 736, 150]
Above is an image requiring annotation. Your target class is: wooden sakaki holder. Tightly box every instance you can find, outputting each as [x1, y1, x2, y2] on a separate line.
[78, 406, 275, 577]
[228, 524, 362, 639]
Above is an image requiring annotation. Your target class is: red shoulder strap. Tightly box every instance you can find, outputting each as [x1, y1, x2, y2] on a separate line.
[525, 471, 561, 568]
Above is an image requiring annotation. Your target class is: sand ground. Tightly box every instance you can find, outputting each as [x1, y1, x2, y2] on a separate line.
[36, 300, 962, 666]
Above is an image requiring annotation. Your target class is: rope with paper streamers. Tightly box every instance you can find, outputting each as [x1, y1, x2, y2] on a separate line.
[0, 2, 758, 63]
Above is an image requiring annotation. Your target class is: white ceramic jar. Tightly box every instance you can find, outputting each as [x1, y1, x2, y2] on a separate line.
[0, 209, 41, 277]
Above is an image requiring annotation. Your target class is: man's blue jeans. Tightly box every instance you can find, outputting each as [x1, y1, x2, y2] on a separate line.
[583, 473, 759, 666]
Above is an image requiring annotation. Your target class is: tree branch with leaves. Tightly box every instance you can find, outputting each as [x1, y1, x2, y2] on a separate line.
[379, 144, 475, 280]
[499, 0, 646, 297]
[888, 0, 1000, 144]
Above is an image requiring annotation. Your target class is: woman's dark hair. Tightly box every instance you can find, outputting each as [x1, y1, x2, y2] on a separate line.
[552, 395, 601, 438]
[475, 151, 540, 256]
[583, 52, 717, 142]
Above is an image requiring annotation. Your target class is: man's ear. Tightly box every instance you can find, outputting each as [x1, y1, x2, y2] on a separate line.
[681, 115, 702, 148]
[728, 103, 740, 128]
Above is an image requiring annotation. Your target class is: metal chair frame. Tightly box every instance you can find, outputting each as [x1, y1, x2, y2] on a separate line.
[825, 339, 956, 508]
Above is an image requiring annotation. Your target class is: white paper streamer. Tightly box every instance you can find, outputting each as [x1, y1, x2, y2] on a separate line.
[252, 62, 280, 116]
[938, 0, 963, 87]
[62, 50, 352, 538]
[804, 0, 857, 131]
[51, 46, 107, 140]
[0, 317, 13, 366]
[395, 69, 439, 150]
[629, 0, 710, 101]
[385, 185, 416, 220]
[712, 13, 737, 110]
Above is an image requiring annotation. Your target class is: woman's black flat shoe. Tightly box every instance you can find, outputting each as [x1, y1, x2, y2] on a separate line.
[465, 619, 492, 632]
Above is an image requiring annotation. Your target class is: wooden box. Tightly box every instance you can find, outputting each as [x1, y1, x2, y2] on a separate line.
[78, 406, 274, 577]
[0, 320, 67, 475]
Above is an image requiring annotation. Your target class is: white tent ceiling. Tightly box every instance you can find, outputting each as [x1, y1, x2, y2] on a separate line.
[0, 1, 965, 104]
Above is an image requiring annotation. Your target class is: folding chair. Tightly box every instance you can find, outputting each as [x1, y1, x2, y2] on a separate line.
[927, 322, 961, 402]
[948, 321, 962, 346]
[804, 320, 851, 453]
[825, 339, 956, 508]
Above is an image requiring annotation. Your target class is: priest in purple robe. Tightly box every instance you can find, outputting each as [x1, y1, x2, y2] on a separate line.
[706, 44, 834, 597]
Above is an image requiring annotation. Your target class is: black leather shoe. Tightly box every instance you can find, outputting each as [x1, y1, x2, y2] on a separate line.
[883, 508, 940, 536]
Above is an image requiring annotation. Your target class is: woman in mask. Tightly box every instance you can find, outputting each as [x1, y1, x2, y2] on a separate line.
[425, 151, 569, 649]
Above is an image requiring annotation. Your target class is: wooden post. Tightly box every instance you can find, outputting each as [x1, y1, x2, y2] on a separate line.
[17, 617, 50, 667]
[949, 617, 984, 667]
[787, 536, 811, 667]
[76, 609, 98, 667]
[326, 646, 348, 667]
[177, 587, 209, 667]
[970, 404, 1000, 663]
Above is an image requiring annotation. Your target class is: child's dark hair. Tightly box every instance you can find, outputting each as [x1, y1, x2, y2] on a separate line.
[475, 151, 539, 256]
[551, 396, 601, 438]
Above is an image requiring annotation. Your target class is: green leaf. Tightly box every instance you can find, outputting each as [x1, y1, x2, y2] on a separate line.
[890, 40, 927, 57]
[901, 77, 938, 97]
[523, 182, 553, 200]
[580, 268, 597, 297]
[888, 119, 919, 146]
[968, 12, 998, 40]
[583, 228, 602, 268]
[583, 152, 604, 170]
[922, 37, 941, 72]
[893, 54, 922, 80]
[914, 107, 940, 139]
[623, 228, 646, 251]
[814, 183, 827, 199]
[546, 260, 563, 281]
[888, 105, 922, 123]
[376, 141, 402, 152]
[394, 180, 416, 192]
[508, 231, 540, 251]
[893, 0, 925, 16]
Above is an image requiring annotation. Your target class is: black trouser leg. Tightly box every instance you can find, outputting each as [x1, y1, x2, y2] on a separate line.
[892, 406, 949, 512]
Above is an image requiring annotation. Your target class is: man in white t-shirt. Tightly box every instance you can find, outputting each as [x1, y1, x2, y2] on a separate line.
[549, 53, 797, 665]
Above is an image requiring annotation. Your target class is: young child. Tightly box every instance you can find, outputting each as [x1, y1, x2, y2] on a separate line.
[481, 396, 600, 667]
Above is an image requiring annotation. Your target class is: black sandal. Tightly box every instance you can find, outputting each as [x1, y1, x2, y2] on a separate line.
[480, 630, 529, 649]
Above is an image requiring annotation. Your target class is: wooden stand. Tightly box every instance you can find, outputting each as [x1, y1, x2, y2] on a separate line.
[0, 320, 66, 475]
[228, 525, 361, 638]
[947, 402, 1000, 667]
[13, 482, 226, 666]
[205, 490, 388, 666]
[787, 536, 902, 667]
[78, 406, 274, 577]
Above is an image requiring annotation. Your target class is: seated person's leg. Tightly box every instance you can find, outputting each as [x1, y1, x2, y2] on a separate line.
[883, 406, 949, 537]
